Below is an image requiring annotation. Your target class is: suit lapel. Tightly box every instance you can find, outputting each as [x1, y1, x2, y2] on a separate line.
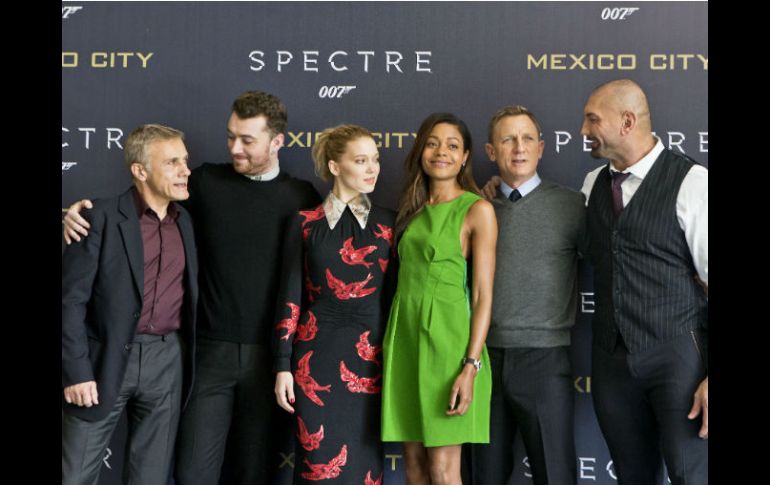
[118, 190, 144, 299]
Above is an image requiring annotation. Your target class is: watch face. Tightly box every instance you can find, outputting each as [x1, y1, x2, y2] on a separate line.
[463, 358, 481, 370]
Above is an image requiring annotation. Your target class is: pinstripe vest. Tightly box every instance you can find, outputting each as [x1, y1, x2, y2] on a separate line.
[586, 148, 708, 354]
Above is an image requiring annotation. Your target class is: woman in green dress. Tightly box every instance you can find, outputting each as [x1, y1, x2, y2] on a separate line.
[381, 112, 498, 484]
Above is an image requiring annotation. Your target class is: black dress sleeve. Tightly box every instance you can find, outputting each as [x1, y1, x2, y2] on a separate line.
[271, 212, 306, 372]
[378, 209, 399, 322]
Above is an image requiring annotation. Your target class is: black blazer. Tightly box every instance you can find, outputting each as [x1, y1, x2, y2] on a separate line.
[62, 188, 198, 422]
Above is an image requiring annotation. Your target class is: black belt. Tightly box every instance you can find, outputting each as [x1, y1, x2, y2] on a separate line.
[133, 331, 178, 343]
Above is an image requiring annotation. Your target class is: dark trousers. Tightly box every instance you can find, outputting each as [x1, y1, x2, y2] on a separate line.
[62, 332, 183, 485]
[174, 338, 278, 485]
[472, 346, 576, 485]
[592, 331, 708, 485]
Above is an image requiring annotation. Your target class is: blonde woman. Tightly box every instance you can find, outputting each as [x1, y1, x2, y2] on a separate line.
[273, 125, 396, 484]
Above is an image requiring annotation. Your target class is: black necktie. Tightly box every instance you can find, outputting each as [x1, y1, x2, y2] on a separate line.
[610, 171, 630, 217]
[509, 189, 522, 203]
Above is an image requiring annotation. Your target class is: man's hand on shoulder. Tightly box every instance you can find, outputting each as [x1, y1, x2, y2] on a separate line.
[481, 176, 502, 200]
[63, 199, 93, 244]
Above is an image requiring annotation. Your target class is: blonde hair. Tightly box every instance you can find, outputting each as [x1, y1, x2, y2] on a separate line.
[124, 124, 184, 169]
[311, 124, 373, 181]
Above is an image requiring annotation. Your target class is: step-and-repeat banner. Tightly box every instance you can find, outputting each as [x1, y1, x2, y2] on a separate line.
[62, 2, 707, 484]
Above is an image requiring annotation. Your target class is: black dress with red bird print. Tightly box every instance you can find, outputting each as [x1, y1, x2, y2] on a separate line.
[273, 193, 396, 484]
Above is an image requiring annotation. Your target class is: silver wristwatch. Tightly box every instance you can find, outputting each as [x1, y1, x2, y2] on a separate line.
[462, 357, 482, 371]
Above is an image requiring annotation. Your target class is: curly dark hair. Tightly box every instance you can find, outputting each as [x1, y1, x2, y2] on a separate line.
[231, 90, 288, 137]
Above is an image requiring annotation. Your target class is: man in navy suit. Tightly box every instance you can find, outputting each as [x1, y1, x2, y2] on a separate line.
[62, 124, 198, 485]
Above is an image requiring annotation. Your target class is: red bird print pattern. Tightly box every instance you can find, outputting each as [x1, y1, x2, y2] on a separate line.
[296, 415, 324, 451]
[355, 331, 382, 366]
[325, 269, 376, 300]
[275, 205, 394, 481]
[295, 311, 318, 342]
[301, 444, 348, 480]
[365, 471, 383, 485]
[339, 361, 382, 394]
[275, 302, 300, 341]
[373, 223, 393, 247]
[339, 237, 378, 268]
[295, 351, 332, 406]
[300, 206, 326, 228]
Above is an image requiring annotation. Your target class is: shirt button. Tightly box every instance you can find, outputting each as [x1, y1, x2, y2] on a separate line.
[124, 343, 132, 351]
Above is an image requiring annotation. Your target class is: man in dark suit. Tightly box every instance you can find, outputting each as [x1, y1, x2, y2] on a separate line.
[580, 79, 708, 485]
[62, 124, 198, 485]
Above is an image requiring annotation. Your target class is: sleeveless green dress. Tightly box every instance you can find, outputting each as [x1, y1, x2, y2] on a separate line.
[381, 192, 491, 446]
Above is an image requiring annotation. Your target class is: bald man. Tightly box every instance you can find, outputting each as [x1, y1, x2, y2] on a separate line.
[580, 79, 708, 485]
